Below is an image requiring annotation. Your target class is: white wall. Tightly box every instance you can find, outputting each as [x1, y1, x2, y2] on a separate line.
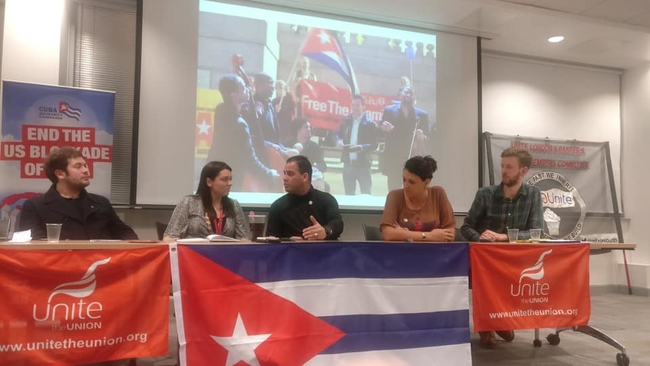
[0, 0, 66, 119]
[0, 0, 64, 84]
[137, 0, 197, 205]
[482, 54, 621, 180]
[621, 64, 650, 278]
[482, 54, 624, 288]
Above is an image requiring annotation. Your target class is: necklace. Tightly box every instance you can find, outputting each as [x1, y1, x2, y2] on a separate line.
[404, 189, 428, 211]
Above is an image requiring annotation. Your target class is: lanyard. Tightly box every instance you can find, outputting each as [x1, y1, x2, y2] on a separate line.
[211, 206, 224, 235]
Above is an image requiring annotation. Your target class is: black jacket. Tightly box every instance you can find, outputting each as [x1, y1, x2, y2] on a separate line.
[207, 102, 276, 191]
[241, 96, 282, 165]
[337, 113, 378, 166]
[380, 104, 430, 174]
[18, 185, 138, 240]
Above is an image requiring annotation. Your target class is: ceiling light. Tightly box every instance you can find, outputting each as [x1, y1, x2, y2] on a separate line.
[548, 36, 565, 43]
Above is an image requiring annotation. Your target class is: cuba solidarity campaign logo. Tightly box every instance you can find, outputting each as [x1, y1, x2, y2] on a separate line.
[511, 249, 553, 303]
[32, 257, 111, 330]
[38, 102, 82, 121]
[527, 171, 586, 240]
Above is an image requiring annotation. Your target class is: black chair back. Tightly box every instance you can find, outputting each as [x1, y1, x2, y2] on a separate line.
[155, 221, 168, 241]
[362, 224, 383, 241]
[0, 218, 10, 239]
[454, 228, 466, 242]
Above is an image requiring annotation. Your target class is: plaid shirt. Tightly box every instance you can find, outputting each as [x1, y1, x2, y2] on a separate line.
[461, 183, 544, 241]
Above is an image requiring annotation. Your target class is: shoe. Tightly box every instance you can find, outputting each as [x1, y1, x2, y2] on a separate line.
[479, 331, 497, 348]
[495, 330, 515, 342]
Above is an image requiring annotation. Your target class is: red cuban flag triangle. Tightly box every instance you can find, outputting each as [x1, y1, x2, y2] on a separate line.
[300, 28, 359, 95]
[170, 242, 471, 365]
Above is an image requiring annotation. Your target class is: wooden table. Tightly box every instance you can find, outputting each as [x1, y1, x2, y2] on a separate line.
[588, 242, 636, 254]
[0, 240, 636, 251]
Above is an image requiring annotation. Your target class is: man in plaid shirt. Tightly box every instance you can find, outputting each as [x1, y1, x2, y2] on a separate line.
[461, 147, 543, 348]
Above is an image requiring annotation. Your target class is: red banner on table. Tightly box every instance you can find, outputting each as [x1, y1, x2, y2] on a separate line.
[470, 243, 590, 331]
[0, 246, 170, 365]
[297, 79, 390, 131]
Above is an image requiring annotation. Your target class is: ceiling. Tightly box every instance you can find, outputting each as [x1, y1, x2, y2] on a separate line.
[261, 0, 650, 70]
[475, 0, 650, 69]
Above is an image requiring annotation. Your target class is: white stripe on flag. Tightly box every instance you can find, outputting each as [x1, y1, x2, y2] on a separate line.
[304, 343, 472, 366]
[257, 276, 468, 316]
[169, 243, 188, 366]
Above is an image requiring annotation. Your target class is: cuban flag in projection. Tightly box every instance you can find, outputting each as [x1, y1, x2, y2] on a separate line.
[170, 242, 471, 366]
[300, 28, 360, 95]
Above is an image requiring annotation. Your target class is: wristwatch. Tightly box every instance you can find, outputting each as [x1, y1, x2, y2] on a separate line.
[421, 232, 427, 240]
[324, 226, 333, 238]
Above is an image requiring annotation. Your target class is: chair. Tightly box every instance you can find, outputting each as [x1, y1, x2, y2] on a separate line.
[0, 218, 10, 239]
[454, 228, 466, 242]
[362, 224, 384, 241]
[155, 221, 168, 241]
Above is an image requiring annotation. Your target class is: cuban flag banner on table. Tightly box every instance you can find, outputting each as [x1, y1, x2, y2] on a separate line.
[170, 242, 471, 366]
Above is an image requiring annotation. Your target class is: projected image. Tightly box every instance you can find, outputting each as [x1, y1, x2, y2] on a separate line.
[195, 1, 437, 209]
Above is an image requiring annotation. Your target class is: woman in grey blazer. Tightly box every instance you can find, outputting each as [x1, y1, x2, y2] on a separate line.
[163, 161, 251, 240]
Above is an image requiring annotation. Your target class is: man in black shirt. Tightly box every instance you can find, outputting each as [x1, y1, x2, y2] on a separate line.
[207, 74, 279, 191]
[380, 85, 430, 191]
[241, 73, 298, 174]
[266, 156, 343, 240]
[244, 73, 282, 148]
[18, 147, 138, 240]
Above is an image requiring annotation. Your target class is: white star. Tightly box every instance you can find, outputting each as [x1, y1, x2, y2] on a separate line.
[197, 119, 211, 134]
[317, 30, 331, 44]
[211, 313, 271, 366]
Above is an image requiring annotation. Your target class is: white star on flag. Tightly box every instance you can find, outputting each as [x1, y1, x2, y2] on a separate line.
[211, 313, 271, 366]
[317, 30, 331, 44]
[196, 119, 211, 134]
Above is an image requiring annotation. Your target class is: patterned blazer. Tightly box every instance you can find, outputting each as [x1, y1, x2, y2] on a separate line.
[164, 195, 251, 240]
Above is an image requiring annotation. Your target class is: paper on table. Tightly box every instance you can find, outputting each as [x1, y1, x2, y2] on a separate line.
[10, 230, 32, 243]
[176, 238, 210, 243]
[176, 235, 240, 243]
[538, 239, 582, 243]
[206, 234, 239, 242]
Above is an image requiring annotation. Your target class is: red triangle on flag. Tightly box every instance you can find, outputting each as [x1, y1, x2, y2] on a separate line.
[178, 246, 345, 366]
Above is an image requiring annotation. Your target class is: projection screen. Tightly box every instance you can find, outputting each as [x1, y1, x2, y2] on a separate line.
[138, 0, 479, 212]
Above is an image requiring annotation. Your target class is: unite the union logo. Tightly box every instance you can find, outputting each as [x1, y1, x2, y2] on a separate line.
[510, 249, 553, 303]
[527, 171, 586, 240]
[32, 257, 111, 330]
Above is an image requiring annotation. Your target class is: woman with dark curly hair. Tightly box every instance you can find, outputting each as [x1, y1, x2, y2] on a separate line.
[380, 155, 455, 242]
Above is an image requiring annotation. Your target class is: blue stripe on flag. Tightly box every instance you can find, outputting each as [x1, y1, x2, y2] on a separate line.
[304, 53, 353, 87]
[187, 242, 468, 282]
[321, 310, 469, 334]
[319, 311, 469, 353]
[322, 328, 469, 354]
[63, 111, 80, 120]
